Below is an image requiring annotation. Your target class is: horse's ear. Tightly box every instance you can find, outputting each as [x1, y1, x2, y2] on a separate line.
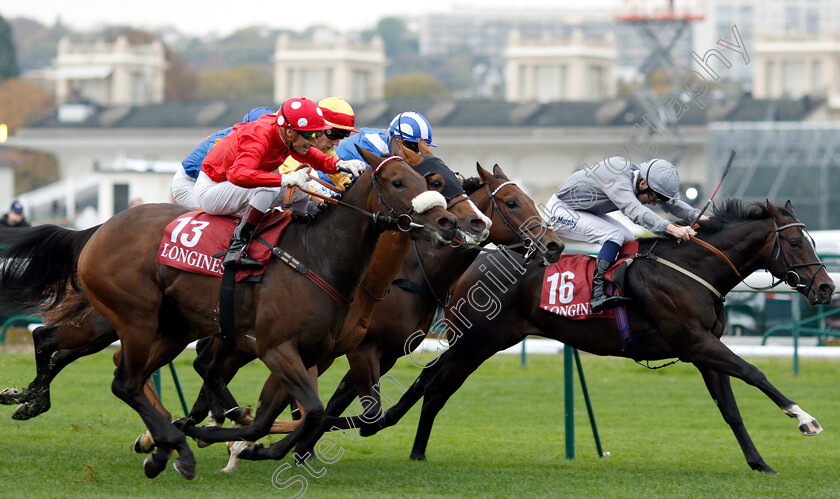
[355, 145, 380, 168]
[492, 164, 509, 180]
[388, 134, 402, 156]
[765, 199, 780, 220]
[417, 138, 434, 156]
[785, 200, 797, 217]
[476, 162, 491, 183]
[399, 141, 424, 166]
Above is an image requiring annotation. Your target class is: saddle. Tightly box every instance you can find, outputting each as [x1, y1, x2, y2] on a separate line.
[156, 210, 291, 282]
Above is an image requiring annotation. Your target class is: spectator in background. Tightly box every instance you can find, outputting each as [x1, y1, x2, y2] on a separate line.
[0, 200, 30, 227]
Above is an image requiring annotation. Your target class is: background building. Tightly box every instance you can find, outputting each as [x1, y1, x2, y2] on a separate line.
[273, 28, 386, 104]
[504, 30, 617, 102]
[52, 35, 166, 107]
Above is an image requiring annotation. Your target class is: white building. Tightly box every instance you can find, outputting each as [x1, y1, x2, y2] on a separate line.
[752, 34, 840, 104]
[273, 29, 386, 104]
[504, 30, 617, 102]
[53, 36, 167, 107]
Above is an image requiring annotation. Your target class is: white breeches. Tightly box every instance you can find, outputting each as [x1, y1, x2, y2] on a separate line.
[171, 168, 199, 208]
[194, 171, 307, 215]
[544, 195, 634, 246]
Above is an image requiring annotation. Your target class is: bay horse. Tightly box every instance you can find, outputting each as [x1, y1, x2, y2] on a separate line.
[210, 163, 566, 468]
[0, 147, 457, 479]
[0, 139, 489, 425]
[362, 199, 834, 474]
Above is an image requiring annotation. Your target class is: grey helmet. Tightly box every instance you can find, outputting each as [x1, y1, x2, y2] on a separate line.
[639, 159, 680, 201]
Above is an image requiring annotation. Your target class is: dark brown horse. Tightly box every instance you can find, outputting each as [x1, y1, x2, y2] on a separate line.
[0, 148, 457, 479]
[212, 163, 565, 468]
[363, 199, 834, 474]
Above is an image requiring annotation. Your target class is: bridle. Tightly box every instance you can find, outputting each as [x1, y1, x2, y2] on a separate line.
[484, 179, 551, 264]
[295, 156, 425, 233]
[690, 220, 826, 296]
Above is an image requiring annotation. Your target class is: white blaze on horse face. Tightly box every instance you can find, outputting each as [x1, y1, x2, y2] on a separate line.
[467, 199, 492, 230]
[411, 191, 447, 214]
[457, 199, 492, 247]
[784, 404, 823, 435]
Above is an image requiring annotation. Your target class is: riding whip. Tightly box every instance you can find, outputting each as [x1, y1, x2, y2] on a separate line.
[691, 149, 735, 227]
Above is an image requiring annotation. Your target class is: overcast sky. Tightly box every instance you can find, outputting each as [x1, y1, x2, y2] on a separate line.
[1, 0, 619, 36]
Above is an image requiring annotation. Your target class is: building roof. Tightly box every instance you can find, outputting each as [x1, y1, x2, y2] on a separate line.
[28, 96, 823, 132]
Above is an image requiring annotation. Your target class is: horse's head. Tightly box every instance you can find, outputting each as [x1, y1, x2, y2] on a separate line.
[765, 200, 835, 305]
[467, 162, 564, 265]
[397, 138, 491, 248]
[354, 145, 457, 247]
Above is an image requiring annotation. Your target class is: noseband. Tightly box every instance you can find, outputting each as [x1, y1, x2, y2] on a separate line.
[368, 156, 424, 232]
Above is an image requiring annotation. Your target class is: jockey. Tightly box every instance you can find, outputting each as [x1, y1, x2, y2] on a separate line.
[195, 97, 367, 269]
[544, 157, 703, 313]
[278, 97, 360, 197]
[173, 106, 274, 208]
[334, 110, 435, 162]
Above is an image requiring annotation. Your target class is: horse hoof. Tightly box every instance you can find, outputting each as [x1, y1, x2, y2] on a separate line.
[196, 439, 211, 448]
[173, 457, 196, 480]
[0, 387, 24, 405]
[224, 407, 244, 423]
[238, 442, 263, 461]
[172, 417, 196, 433]
[359, 421, 384, 438]
[750, 461, 779, 474]
[134, 433, 155, 454]
[11, 402, 48, 420]
[143, 454, 167, 479]
[799, 419, 823, 436]
[409, 452, 427, 461]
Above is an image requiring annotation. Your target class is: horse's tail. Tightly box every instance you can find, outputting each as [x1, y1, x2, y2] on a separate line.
[0, 224, 101, 314]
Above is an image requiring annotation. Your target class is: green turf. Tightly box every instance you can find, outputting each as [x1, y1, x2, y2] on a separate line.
[1, 347, 839, 498]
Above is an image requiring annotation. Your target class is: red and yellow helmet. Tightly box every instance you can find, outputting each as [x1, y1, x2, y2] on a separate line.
[318, 97, 359, 133]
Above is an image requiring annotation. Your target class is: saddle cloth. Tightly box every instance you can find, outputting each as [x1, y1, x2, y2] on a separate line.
[156, 211, 291, 281]
[539, 240, 638, 320]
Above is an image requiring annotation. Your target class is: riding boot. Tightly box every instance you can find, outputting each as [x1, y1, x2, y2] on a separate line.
[590, 257, 630, 314]
[223, 205, 265, 269]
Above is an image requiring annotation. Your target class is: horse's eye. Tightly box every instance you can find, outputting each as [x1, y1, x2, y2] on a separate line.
[433, 181, 443, 188]
[790, 239, 800, 248]
[392, 179, 403, 188]
[505, 200, 517, 208]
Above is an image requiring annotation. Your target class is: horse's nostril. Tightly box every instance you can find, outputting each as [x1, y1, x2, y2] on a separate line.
[470, 219, 486, 230]
[547, 241, 564, 254]
[820, 283, 835, 296]
[438, 217, 453, 229]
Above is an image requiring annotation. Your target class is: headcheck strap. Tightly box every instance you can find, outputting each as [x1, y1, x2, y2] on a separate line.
[374, 155, 403, 174]
[489, 180, 515, 198]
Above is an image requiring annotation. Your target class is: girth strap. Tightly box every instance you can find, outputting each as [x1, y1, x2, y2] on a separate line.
[646, 255, 724, 301]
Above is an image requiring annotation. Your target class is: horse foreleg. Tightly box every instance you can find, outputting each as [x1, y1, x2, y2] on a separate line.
[698, 367, 777, 473]
[239, 345, 324, 463]
[187, 336, 254, 428]
[689, 336, 822, 437]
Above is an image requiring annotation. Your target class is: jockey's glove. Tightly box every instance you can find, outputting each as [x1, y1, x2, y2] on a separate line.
[280, 169, 310, 188]
[336, 159, 367, 178]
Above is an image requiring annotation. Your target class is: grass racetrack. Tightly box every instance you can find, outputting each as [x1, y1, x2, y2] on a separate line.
[1, 345, 839, 497]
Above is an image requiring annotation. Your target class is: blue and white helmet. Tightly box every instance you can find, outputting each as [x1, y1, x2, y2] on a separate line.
[388, 111, 436, 146]
[243, 107, 274, 123]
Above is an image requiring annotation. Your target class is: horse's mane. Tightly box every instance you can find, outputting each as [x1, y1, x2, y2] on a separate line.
[462, 177, 482, 195]
[697, 198, 795, 233]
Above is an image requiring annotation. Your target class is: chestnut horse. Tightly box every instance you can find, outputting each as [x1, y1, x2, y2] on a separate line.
[0, 148, 457, 479]
[208, 163, 566, 468]
[364, 200, 834, 473]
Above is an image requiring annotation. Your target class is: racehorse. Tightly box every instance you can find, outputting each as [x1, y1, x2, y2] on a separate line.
[0, 139, 488, 425]
[362, 199, 834, 473]
[0, 148, 457, 479]
[211, 163, 566, 467]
